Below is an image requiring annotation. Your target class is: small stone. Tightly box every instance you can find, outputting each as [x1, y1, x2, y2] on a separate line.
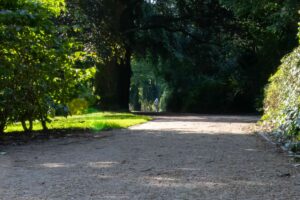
[278, 173, 291, 177]
[121, 160, 127, 164]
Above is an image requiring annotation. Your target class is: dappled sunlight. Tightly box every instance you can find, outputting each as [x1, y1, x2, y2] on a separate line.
[40, 163, 75, 168]
[88, 161, 119, 169]
[40, 161, 119, 169]
[146, 176, 179, 182]
[144, 175, 227, 189]
[177, 167, 205, 171]
[142, 175, 268, 190]
[96, 175, 115, 179]
[130, 121, 254, 135]
[100, 195, 130, 199]
[244, 148, 259, 152]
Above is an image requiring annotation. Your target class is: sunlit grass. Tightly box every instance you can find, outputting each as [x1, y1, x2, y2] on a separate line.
[5, 112, 151, 133]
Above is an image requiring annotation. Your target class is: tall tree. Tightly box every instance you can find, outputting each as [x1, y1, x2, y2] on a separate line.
[73, 0, 143, 110]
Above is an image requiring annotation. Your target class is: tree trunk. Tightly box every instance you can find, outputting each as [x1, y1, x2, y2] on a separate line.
[41, 120, 48, 131]
[95, 49, 132, 111]
[117, 49, 132, 110]
[21, 120, 33, 132]
[0, 112, 8, 134]
[92, 0, 136, 111]
[0, 123, 5, 134]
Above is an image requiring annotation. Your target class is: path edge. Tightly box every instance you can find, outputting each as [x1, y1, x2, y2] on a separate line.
[257, 132, 300, 167]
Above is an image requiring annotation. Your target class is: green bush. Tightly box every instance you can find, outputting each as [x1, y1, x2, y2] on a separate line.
[0, 0, 96, 133]
[67, 98, 89, 115]
[262, 41, 300, 152]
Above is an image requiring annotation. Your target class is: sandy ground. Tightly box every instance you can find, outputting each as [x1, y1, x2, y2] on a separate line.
[0, 115, 299, 200]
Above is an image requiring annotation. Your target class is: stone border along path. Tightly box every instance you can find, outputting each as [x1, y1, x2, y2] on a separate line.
[0, 115, 299, 199]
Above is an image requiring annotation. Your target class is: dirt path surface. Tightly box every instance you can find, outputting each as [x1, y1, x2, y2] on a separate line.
[0, 115, 300, 200]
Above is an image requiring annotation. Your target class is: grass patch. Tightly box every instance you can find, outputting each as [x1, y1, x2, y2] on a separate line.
[5, 112, 151, 133]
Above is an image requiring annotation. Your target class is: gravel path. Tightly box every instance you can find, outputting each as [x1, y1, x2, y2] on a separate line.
[0, 115, 299, 200]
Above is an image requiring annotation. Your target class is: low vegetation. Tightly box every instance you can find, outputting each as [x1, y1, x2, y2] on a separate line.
[262, 25, 300, 153]
[4, 112, 151, 133]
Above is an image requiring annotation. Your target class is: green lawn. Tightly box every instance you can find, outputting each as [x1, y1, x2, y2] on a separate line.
[5, 112, 151, 133]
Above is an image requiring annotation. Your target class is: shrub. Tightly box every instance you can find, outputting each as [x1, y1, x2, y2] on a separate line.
[262, 43, 300, 152]
[0, 0, 96, 133]
[67, 98, 89, 115]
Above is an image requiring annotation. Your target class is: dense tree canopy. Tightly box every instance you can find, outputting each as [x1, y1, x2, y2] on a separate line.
[128, 0, 299, 113]
[69, 0, 299, 113]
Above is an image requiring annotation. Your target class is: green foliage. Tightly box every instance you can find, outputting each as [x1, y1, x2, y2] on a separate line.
[0, 0, 96, 133]
[262, 41, 300, 152]
[72, 0, 298, 113]
[128, 0, 299, 113]
[67, 98, 89, 115]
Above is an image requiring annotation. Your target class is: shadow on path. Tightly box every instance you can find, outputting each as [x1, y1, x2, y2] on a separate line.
[0, 115, 299, 200]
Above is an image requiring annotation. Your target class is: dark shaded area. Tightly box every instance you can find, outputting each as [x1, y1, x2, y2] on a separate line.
[95, 51, 132, 111]
[0, 129, 112, 146]
[135, 112, 260, 123]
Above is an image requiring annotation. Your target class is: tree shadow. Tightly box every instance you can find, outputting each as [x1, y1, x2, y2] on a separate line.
[152, 117, 259, 123]
[0, 128, 113, 145]
[135, 112, 260, 123]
